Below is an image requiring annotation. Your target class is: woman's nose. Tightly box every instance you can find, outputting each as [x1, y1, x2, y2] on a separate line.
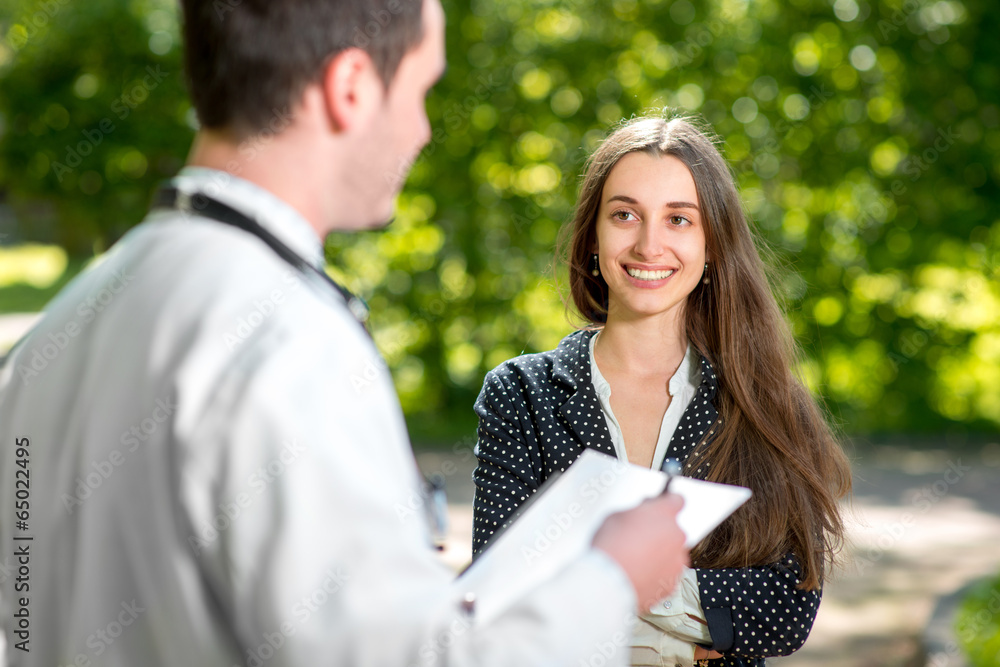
[633, 221, 666, 257]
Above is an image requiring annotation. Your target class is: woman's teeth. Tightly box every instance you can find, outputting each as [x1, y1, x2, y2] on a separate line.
[626, 267, 675, 281]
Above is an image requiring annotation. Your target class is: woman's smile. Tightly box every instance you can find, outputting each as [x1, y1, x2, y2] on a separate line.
[623, 264, 677, 286]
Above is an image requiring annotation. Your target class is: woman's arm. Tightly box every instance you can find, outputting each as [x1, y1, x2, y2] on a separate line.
[633, 568, 715, 666]
[471, 369, 541, 557]
[696, 554, 821, 659]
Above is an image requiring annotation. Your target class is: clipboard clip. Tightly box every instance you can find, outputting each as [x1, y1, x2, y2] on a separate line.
[661, 458, 682, 494]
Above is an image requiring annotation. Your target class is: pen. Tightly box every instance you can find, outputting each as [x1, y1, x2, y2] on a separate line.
[662, 458, 681, 494]
[427, 473, 449, 551]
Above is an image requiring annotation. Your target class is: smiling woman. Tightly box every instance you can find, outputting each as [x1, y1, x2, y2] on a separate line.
[471, 114, 852, 667]
[594, 151, 706, 332]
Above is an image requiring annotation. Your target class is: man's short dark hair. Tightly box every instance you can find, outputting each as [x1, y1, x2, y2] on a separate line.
[181, 0, 424, 137]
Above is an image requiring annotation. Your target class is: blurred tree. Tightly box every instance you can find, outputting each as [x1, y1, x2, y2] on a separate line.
[1, 0, 997, 436]
[0, 0, 189, 253]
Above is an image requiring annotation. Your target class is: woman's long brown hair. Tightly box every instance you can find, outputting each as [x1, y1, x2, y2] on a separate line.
[556, 113, 852, 590]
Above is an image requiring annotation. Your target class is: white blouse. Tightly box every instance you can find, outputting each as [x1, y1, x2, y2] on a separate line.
[588, 331, 713, 666]
[589, 331, 702, 472]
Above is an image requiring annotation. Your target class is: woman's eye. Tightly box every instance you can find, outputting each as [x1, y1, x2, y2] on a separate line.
[670, 215, 690, 226]
[612, 210, 636, 221]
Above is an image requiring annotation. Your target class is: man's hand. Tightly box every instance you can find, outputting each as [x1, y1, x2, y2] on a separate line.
[592, 494, 688, 612]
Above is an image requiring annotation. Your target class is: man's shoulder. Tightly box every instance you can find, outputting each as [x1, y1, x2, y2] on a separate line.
[133, 213, 293, 271]
[91, 216, 357, 360]
[127, 215, 334, 312]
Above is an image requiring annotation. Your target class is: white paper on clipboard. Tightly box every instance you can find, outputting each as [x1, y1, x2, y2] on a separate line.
[457, 449, 751, 626]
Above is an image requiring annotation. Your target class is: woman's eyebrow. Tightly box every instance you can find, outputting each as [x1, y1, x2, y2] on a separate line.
[606, 194, 639, 205]
[605, 194, 700, 211]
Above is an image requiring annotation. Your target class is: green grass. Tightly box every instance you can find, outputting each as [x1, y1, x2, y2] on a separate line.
[955, 572, 1000, 666]
[0, 257, 90, 314]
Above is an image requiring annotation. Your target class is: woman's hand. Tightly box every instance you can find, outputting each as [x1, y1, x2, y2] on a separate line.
[694, 646, 724, 660]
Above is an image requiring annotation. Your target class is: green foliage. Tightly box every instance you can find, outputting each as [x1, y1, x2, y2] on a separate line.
[0, 243, 89, 313]
[1, 0, 998, 434]
[0, 0, 189, 253]
[955, 572, 1000, 666]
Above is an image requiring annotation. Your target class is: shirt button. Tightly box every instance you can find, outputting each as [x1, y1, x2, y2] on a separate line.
[662, 601, 672, 610]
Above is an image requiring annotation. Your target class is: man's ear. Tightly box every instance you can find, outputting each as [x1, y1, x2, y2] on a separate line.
[320, 48, 383, 133]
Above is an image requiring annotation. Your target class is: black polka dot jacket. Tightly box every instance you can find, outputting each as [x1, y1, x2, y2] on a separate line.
[471, 329, 820, 666]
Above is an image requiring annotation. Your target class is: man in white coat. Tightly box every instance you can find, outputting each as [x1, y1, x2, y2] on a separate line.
[0, 0, 688, 665]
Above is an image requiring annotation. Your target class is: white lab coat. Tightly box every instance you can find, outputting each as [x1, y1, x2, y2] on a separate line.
[0, 168, 635, 667]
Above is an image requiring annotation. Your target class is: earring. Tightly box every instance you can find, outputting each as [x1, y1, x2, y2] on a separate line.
[702, 262, 710, 285]
[591, 254, 600, 277]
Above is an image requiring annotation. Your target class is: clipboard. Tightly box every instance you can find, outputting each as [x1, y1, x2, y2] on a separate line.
[457, 449, 751, 625]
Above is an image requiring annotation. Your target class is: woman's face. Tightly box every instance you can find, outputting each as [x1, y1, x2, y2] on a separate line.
[593, 151, 707, 324]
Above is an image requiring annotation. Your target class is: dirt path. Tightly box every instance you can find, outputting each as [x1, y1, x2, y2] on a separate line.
[416, 443, 1000, 666]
